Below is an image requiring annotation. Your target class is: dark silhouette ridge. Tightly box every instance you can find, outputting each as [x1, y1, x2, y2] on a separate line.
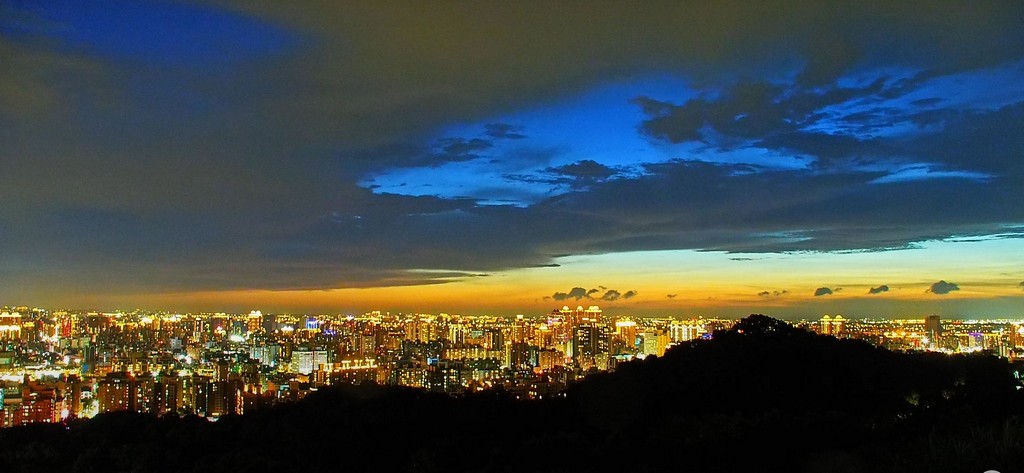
[1, 315, 1021, 472]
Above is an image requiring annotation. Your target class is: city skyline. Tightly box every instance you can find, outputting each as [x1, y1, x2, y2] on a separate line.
[0, 306, 1017, 429]
[2, 2, 1024, 318]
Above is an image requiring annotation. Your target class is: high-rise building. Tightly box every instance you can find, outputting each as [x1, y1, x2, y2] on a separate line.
[97, 372, 132, 413]
[817, 315, 845, 336]
[58, 375, 82, 418]
[20, 381, 56, 424]
[207, 381, 229, 417]
[819, 315, 832, 335]
[0, 312, 21, 341]
[357, 332, 376, 358]
[246, 310, 263, 334]
[132, 374, 155, 413]
[512, 315, 529, 344]
[250, 343, 280, 367]
[642, 330, 670, 357]
[614, 319, 637, 347]
[404, 316, 435, 343]
[261, 312, 277, 334]
[831, 315, 845, 336]
[214, 361, 231, 382]
[572, 323, 599, 369]
[1, 385, 21, 428]
[925, 315, 942, 342]
[669, 321, 705, 342]
[536, 348, 560, 371]
[154, 373, 179, 415]
[290, 348, 329, 375]
[178, 374, 210, 415]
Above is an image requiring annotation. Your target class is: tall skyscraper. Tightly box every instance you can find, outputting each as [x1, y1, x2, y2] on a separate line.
[925, 315, 942, 343]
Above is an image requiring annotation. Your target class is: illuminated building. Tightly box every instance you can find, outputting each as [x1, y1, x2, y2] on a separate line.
[557, 306, 576, 327]
[0, 312, 21, 341]
[394, 361, 429, 388]
[83, 314, 112, 336]
[207, 381, 230, 417]
[925, 315, 942, 342]
[326, 359, 379, 385]
[447, 322, 466, 345]
[261, 312, 277, 333]
[558, 305, 603, 329]
[429, 360, 467, 394]
[704, 321, 728, 335]
[357, 332, 376, 358]
[404, 316, 436, 343]
[669, 321, 705, 342]
[178, 374, 210, 415]
[512, 314, 530, 344]
[154, 373, 179, 415]
[642, 330, 669, 357]
[536, 348, 560, 371]
[304, 316, 320, 332]
[532, 323, 553, 348]
[250, 342, 280, 367]
[290, 348, 329, 375]
[572, 323, 599, 369]
[20, 382, 56, 424]
[246, 310, 263, 334]
[817, 315, 846, 336]
[214, 361, 231, 382]
[1, 385, 22, 428]
[508, 342, 535, 370]
[97, 372, 132, 413]
[59, 315, 75, 338]
[615, 319, 638, 348]
[58, 375, 82, 418]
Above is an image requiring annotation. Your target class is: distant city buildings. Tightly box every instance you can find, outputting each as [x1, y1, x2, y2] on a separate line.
[0, 303, 1020, 428]
[817, 315, 845, 336]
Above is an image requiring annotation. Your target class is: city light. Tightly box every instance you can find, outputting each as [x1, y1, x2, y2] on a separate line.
[0, 305, 1021, 428]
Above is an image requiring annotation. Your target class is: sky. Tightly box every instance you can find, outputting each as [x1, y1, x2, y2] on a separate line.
[1, 1, 1023, 319]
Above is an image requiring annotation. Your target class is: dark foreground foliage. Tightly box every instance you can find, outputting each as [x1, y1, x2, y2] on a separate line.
[1, 315, 1022, 473]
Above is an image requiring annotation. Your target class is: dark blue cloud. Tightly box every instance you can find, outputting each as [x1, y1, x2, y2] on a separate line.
[547, 160, 619, 180]
[868, 285, 890, 295]
[550, 287, 636, 303]
[552, 287, 589, 301]
[635, 63, 1024, 186]
[927, 280, 960, 295]
[484, 123, 526, 140]
[814, 287, 834, 297]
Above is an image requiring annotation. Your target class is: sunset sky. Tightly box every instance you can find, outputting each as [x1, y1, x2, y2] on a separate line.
[2, 1, 1023, 318]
